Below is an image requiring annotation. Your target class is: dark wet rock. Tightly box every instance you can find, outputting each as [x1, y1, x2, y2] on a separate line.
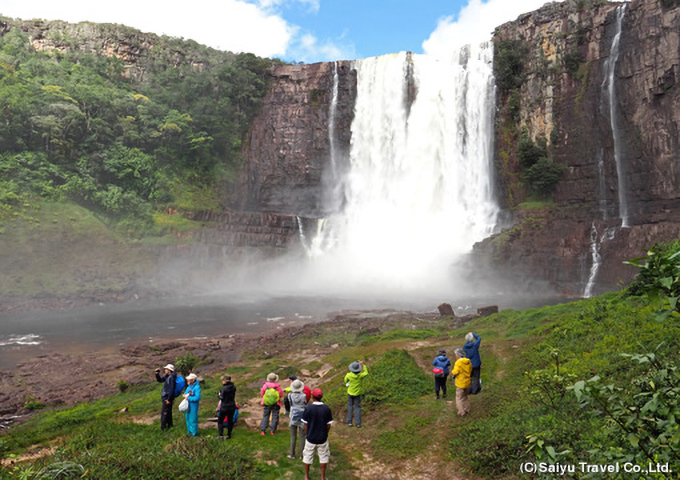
[437, 303, 455, 317]
[477, 306, 499, 317]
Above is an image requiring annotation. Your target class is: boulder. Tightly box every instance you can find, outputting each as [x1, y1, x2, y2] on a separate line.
[437, 303, 455, 317]
[477, 306, 499, 317]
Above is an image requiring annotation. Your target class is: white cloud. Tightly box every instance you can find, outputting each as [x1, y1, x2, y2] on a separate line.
[289, 31, 356, 63]
[254, 0, 320, 13]
[423, 0, 563, 59]
[1, 0, 295, 58]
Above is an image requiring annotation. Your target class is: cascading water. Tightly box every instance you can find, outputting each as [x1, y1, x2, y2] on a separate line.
[602, 4, 628, 228]
[584, 4, 628, 298]
[328, 61, 340, 176]
[300, 45, 499, 294]
[583, 224, 617, 298]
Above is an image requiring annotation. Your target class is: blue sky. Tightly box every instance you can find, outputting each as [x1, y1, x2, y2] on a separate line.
[0, 0, 558, 62]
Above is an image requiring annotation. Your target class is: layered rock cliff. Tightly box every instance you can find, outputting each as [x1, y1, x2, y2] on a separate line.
[478, 0, 680, 295]
[231, 61, 356, 217]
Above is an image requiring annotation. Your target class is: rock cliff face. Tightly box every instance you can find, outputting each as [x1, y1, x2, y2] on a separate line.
[478, 0, 680, 295]
[231, 61, 356, 217]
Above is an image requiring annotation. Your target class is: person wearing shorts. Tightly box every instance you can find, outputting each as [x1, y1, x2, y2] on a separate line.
[301, 388, 333, 480]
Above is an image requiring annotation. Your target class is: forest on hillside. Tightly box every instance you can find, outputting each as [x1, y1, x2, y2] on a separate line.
[0, 22, 280, 233]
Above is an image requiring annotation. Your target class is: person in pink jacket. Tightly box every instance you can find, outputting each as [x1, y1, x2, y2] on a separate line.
[260, 372, 285, 435]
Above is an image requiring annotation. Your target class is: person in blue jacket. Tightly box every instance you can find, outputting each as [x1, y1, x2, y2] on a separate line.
[463, 332, 482, 394]
[183, 373, 201, 436]
[432, 349, 452, 399]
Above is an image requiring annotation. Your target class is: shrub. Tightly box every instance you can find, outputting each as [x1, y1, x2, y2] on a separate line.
[494, 40, 528, 93]
[175, 352, 199, 377]
[523, 157, 565, 196]
[625, 240, 680, 321]
[117, 380, 130, 393]
[24, 400, 45, 411]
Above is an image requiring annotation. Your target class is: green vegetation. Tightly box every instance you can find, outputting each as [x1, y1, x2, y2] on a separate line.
[0, 23, 279, 234]
[517, 132, 564, 197]
[626, 239, 680, 321]
[494, 39, 528, 94]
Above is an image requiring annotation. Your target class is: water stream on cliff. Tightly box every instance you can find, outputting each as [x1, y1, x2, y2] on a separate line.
[602, 4, 628, 228]
[298, 46, 499, 295]
[584, 4, 628, 298]
[583, 224, 617, 298]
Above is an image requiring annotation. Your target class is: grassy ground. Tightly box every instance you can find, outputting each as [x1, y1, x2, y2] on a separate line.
[2, 292, 679, 479]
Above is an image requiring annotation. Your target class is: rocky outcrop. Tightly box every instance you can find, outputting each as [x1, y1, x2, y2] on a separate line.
[231, 62, 356, 217]
[478, 0, 680, 295]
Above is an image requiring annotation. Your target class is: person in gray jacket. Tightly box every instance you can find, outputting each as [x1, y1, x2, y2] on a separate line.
[287, 379, 308, 459]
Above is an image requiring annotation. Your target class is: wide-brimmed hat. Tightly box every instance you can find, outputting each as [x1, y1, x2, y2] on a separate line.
[267, 372, 279, 383]
[187, 373, 198, 381]
[290, 379, 304, 392]
[164, 364, 175, 372]
[349, 361, 362, 374]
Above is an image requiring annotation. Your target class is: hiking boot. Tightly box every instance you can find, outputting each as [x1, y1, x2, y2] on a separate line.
[347, 423, 353, 427]
[356, 425, 362, 428]
[287, 455, 295, 459]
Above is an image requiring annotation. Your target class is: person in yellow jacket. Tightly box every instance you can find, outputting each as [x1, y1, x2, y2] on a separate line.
[344, 360, 368, 428]
[452, 348, 472, 416]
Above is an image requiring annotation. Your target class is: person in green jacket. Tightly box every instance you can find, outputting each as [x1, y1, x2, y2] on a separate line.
[344, 360, 368, 428]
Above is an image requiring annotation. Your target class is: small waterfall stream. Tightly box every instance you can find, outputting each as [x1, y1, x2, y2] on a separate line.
[602, 4, 628, 227]
[328, 61, 340, 176]
[583, 224, 617, 298]
[584, 4, 628, 298]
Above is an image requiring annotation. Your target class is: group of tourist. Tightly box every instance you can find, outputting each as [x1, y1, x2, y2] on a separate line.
[152, 333, 481, 479]
[431, 331, 482, 416]
[153, 359, 369, 480]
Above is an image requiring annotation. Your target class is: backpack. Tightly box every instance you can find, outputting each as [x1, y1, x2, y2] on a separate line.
[291, 406, 305, 423]
[263, 387, 280, 406]
[174, 374, 186, 398]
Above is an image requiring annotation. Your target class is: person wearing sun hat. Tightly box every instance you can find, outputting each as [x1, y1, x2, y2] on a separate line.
[287, 379, 308, 459]
[183, 372, 201, 436]
[302, 388, 333, 480]
[344, 360, 368, 428]
[259, 372, 284, 435]
[154, 363, 177, 430]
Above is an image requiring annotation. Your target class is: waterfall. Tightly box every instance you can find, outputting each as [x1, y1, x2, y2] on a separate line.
[602, 5, 628, 227]
[303, 45, 499, 293]
[328, 61, 340, 176]
[583, 5, 627, 298]
[583, 224, 617, 298]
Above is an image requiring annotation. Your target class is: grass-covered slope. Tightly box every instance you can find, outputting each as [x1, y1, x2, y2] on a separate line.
[2, 281, 678, 479]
